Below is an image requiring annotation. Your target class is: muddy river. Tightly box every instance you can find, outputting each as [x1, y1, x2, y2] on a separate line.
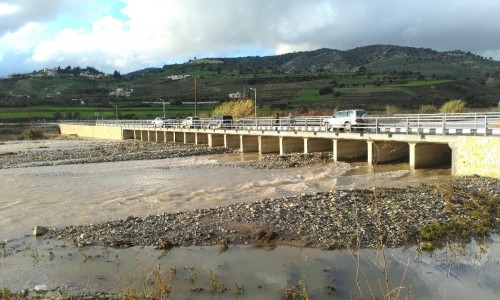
[0, 140, 498, 299]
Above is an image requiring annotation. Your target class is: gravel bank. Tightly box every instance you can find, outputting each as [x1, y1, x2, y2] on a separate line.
[45, 176, 500, 250]
[0, 140, 236, 169]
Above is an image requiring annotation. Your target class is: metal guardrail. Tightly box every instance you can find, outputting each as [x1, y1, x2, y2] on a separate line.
[60, 113, 500, 136]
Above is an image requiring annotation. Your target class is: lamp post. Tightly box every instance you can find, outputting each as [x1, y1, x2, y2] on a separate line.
[161, 99, 166, 118]
[250, 87, 257, 126]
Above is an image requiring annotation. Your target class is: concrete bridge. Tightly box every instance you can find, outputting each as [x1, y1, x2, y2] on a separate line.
[59, 113, 500, 178]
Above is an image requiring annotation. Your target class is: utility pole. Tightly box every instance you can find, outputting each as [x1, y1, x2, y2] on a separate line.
[250, 87, 257, 126]
[194, 76, 198, 116]
[27, 96, 33, 127]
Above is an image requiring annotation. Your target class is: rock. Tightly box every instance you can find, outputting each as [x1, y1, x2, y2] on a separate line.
[33, 226, 48, 236]
[34, 284, 49, 292]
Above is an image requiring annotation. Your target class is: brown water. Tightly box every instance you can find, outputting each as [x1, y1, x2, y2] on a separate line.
[1, 235, 498, 299]
[0, 140, 450, 239]
[1, 140, 498, 298]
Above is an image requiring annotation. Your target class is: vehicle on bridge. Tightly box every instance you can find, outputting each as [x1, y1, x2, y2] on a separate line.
[205, 115, 234, 129]
[152, 117, 175, 128]
[181, 116, 200, 128]
[323, 109, 366, 132]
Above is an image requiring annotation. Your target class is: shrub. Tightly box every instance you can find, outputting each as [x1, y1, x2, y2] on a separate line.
[440, 99, 466, 113]
[23, 127, 45, 140]
[318, 86, 333, 95]
[384, 105, 400, 115]
[419, 104, 439, 114]
[212, 99, 254, 118]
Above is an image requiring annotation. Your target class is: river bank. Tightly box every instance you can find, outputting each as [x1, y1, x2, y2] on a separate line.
[43, 176, 499, 251]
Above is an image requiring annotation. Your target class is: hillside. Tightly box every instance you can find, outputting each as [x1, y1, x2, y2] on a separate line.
[1, 45, 499, 120]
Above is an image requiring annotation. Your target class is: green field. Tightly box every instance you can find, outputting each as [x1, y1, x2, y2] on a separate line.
[0, 104, 217, 122]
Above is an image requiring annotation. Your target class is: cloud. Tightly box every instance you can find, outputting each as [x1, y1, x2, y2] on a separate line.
[0, 0, 66, 35]
[1, 0, 500, 76]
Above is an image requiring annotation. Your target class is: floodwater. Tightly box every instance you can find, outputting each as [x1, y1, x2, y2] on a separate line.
[0, 140, 498, 298]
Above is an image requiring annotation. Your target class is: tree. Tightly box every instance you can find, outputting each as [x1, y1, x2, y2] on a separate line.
[440, 99, 466, 113]
[113, 70, 122, 79]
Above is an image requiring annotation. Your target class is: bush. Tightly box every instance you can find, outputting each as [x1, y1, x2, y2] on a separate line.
[384, 105, 400, 115]
[23, 127, 45, 140]
[318, 86, 333, 95]
[211, 99, 254, 118]
[440, 99, 466, 113]
[419, 104, 439, 114]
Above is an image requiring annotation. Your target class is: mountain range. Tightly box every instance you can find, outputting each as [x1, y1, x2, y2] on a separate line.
[1, 44, 499, 113]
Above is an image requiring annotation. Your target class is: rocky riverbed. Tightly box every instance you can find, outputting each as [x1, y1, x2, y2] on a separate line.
[44, 175, 499, 251]
[0, 139, 236, 169]
[0, 138, 334, 169]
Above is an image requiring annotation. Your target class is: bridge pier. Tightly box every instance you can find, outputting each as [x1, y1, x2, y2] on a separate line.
[174, 132, 183, 143]
[165, 132, 174, 143]
[240, 135, 258, 153]
[196, 133, 208, 145]
[259, 136, 280, 154]
[368, 141, 409, 165]
[304, 138, 332, 154]
[123, 130, 135, 140]
[209, 134, 224, 147]
[409, 142, 451, 169]
[225, 135, 240, 149]
[184, 132, 196, 144]
[153, 131, 160, 143]
[280, 137, 303, 154]
[333, 140, 367, 161]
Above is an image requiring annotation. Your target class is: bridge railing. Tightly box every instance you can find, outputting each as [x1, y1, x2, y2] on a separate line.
[59, 112, 500, 136]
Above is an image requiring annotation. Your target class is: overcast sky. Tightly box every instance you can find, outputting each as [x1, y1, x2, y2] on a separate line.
[1, 0, 499, 76]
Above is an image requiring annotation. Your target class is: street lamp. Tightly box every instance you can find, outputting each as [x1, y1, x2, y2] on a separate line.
[249, 87, 257, 126]
[161, 99, 165, 118]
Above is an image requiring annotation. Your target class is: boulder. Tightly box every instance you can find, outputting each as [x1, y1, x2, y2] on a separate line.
[33, 226, 48, 236]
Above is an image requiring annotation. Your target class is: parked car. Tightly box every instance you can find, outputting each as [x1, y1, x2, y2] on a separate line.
[322, 109, 366, 132]
[206, 115, 233, 129]
[181, 116, 200, 128]
[152, 117, 176, 128]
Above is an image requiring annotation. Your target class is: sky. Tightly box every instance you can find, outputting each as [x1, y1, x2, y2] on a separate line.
[1, 0, 500, 76]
